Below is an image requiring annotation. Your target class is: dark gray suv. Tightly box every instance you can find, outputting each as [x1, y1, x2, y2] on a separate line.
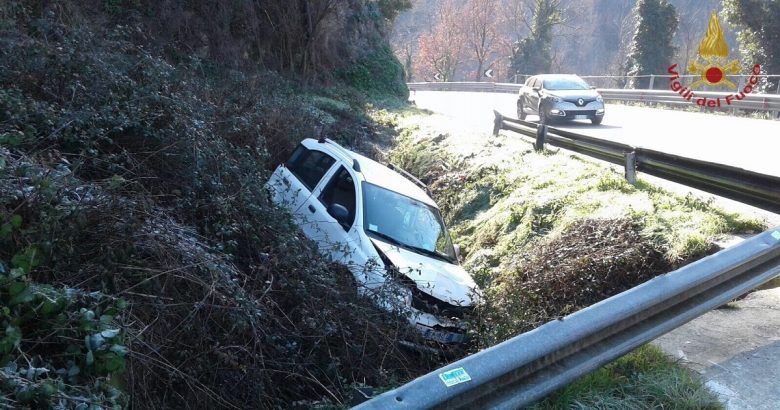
[518, 74, 605, 125]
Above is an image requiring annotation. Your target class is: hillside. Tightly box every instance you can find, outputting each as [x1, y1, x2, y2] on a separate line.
[0, 1, 431, 408]
[393, 0, 728, 82]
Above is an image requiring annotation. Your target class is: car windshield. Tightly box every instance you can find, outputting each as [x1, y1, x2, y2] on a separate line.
[543, 77, 590, 90]
[362, 182, 457, 264]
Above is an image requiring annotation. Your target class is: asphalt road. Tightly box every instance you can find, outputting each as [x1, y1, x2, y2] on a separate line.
[410, 91, 780, 177]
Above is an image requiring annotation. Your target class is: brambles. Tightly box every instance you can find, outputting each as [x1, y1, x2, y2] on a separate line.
[0, 3, 436, 408]
[473, 218, 670, 345]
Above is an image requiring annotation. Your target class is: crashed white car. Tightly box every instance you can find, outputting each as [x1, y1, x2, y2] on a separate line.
[266, 138, 479, 344]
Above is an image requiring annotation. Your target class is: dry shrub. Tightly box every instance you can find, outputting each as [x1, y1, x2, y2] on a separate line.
[474, 219, 671, 346]
[0, 7, 434, 409]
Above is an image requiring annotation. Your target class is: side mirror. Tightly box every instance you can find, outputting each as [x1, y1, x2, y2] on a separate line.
[453, 244, 461, 261]
[590, 86, 597, 90]
[328, 203, 350, 224]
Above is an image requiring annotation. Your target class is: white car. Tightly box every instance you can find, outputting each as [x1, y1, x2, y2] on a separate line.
[266, 138, 479, 344]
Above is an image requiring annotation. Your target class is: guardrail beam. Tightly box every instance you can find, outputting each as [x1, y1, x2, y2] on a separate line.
[356, 228, 780, 409]
[491, 112, 780, 214]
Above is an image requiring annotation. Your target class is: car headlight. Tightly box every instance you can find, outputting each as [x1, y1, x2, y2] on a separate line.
[547, 95, 562, 103]
[596, 95, 604, 103]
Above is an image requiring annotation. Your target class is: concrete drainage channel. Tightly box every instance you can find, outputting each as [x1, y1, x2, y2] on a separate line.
[653, 285, 780, 410]
[651, 234, 780, 410]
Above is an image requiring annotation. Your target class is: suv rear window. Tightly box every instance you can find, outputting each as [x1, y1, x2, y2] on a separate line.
[286, 145, 336, 190]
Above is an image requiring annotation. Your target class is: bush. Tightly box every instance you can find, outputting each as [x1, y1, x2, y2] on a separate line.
[0, 8, 435, 408]
[338, 46, 410, 100]
[472, 219, 670, 346]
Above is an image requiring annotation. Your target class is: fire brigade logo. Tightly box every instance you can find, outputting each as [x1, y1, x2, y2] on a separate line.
[666, 11, 761, 108]
[688, 13, 740, 89]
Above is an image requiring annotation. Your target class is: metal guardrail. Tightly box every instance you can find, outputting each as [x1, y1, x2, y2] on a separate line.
[356, 227, 780, 409]
[494, 113, 780, 214]
[511, 73, 780, 91]
[407, 82, 780, 113]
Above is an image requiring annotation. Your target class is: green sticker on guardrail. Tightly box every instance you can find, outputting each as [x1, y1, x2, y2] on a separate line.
[772, 231, 780, 240]
[439, 367, 471, 387]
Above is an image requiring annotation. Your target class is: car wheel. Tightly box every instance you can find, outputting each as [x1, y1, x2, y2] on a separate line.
[517, 99, 527, 120]
[591, 115, 603, 125]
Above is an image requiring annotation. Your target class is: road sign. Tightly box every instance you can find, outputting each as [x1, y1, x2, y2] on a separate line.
[485, 68, 494, 78]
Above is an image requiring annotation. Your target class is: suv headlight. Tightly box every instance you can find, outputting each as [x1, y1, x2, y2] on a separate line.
[596, 95, 604, 103]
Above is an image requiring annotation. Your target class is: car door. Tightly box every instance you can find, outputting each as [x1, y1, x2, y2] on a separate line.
[299, 165, 366, 267]
[521, 77, 535, 108]
[267, 144, 337, 214]
[528, 77, 541, 110]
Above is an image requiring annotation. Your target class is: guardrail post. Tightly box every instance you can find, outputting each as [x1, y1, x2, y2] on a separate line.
[493, 110, 503, 136]
[624, 151, 637, 185]
[535, 125, 547, 151]
[775, 80, 780, 119]
[648, 75, 655, 90]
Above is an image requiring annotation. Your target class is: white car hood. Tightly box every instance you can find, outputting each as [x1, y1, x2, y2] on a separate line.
[370, 238, 478, 306]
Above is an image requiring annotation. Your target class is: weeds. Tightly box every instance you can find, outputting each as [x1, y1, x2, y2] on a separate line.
[531, 345, 723, 409]
[0, 5, 434, 408]
[388, 107, 764, 408]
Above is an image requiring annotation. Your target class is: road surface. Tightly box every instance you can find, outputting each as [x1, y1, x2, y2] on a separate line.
[410, 91, 780, 177]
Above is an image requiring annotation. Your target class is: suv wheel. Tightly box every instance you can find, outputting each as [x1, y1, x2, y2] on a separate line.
[517, 99, 526, 120]
[591, 115, 603, 125]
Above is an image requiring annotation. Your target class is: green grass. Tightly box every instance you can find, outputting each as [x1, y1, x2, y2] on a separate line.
[531, 345, 723, 409]
[390, 136, 765, 272]
[385, 108, 766, 409]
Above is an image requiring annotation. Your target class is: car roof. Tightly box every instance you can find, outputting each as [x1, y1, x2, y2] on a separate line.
[301, 138, 437, 208]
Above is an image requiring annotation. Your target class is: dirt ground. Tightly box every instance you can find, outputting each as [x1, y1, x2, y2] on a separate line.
[653, 286, 780, 410]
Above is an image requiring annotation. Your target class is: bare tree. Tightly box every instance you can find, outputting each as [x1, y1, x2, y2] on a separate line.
[416, 1, 466, 81]
[464, 0, 500, 81]
[675, 5, 708, 74]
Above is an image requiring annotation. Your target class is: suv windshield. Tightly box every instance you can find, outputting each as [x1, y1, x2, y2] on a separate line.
[362, 182, 457, 264]
[543, 77, 590, 90]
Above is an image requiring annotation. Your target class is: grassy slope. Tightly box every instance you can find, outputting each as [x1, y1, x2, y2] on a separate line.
[376, 106, 767, 408]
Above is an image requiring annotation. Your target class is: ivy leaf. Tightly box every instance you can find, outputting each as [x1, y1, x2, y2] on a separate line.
[87, 333, 106, 350]
[86, 350, 94, 366]
[11, 247, 43, 274]
[7, 281, 33, 306]
[102, 352, 125, 373]
[115, 298, 129, 310]
[0, 224, 12, 240]
[100, 329, 120, 339]
[9, 288, 34, 306]
[110, 344, 128, 356]
[8, 281, 27, 296]
[9, 268, 24, 279]
[40, 300, 59, 315]
[0, 325, 21, 354]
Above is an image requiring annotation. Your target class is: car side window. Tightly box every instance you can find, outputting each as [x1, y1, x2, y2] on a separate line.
[319, 166, 356, 230]
[286, 145, 336, 191]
